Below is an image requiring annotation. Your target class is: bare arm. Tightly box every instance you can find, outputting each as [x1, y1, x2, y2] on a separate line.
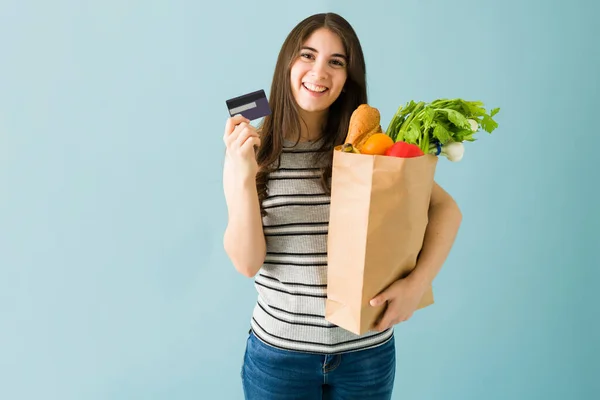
[222, 115, 266, 277]
[223, 158, 266, 277]
[407, 180, 463, 289]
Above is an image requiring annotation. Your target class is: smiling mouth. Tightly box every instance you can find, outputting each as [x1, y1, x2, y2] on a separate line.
[303, 82, 329, 93]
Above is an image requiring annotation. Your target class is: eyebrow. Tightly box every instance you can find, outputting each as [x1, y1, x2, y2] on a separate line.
[301, 46, 347, 61]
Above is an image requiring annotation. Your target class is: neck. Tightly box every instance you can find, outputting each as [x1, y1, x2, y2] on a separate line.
[296, 109, 327, 142]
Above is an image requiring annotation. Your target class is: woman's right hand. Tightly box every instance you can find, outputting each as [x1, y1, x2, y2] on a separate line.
[223, 115, 261, 181]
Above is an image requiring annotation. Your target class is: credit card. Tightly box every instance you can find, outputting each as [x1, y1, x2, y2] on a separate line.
[225, 89, 271, 121]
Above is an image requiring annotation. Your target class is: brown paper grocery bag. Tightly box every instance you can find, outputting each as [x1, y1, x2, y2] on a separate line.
[325, 147, 438, 335]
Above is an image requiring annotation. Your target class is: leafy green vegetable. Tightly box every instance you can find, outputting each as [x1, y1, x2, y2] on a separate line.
[385, 98, 501, 153]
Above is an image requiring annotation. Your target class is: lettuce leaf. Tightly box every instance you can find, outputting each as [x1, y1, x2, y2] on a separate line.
[385, 98, 500, 153]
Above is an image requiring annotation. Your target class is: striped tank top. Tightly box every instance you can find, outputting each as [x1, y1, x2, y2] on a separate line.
[249, 137, 393, 354]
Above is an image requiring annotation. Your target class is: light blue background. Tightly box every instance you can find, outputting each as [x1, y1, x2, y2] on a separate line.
[1, 0, 598, 399]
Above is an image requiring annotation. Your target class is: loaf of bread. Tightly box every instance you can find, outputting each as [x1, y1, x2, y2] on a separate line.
[344, 104, 382, 150]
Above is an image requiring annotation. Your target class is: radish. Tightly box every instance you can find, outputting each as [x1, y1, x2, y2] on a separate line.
[467, 119, 478, 132]
[429, 141, 464, 162]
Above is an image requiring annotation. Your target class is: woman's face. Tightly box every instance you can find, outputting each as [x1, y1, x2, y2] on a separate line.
[289, 28, 348, 116]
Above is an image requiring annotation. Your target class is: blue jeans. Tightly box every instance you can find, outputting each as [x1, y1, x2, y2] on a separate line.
[241, 331, 396, 399]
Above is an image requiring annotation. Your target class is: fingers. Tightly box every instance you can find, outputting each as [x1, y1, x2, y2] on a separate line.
[224, 114, 250, 141]
[375, 314, 393, 332]
[376, 314, 411, 331]
[373, 306, 412, 332]
[232, 123, 259, 149]
[241, 136, 261, 152]
[372, 306, 390, 332]
[223, 115, 251, 147]
[376, 318, 397, 332]
[224, 121, 259, 151]
[370, 295, 386, 307]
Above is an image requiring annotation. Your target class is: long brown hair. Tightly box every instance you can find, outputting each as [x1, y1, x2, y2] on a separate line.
[255, 13, 368, 215]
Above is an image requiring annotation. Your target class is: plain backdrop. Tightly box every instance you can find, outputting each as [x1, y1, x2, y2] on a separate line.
[1, 0, 598, 399]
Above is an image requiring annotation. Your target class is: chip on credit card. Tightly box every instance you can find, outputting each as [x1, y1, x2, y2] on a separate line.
[225, 89, 271, 121]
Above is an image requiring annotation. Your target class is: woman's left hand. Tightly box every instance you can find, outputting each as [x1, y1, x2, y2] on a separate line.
[369, 276, 427, 332]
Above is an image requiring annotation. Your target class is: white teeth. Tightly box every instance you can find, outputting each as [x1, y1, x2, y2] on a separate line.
[303, 82, 328, 93]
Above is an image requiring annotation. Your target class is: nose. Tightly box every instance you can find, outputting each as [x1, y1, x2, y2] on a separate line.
[309, 58, 329, 80]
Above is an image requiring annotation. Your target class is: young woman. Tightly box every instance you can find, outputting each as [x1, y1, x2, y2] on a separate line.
[222, 12, 462, 400]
